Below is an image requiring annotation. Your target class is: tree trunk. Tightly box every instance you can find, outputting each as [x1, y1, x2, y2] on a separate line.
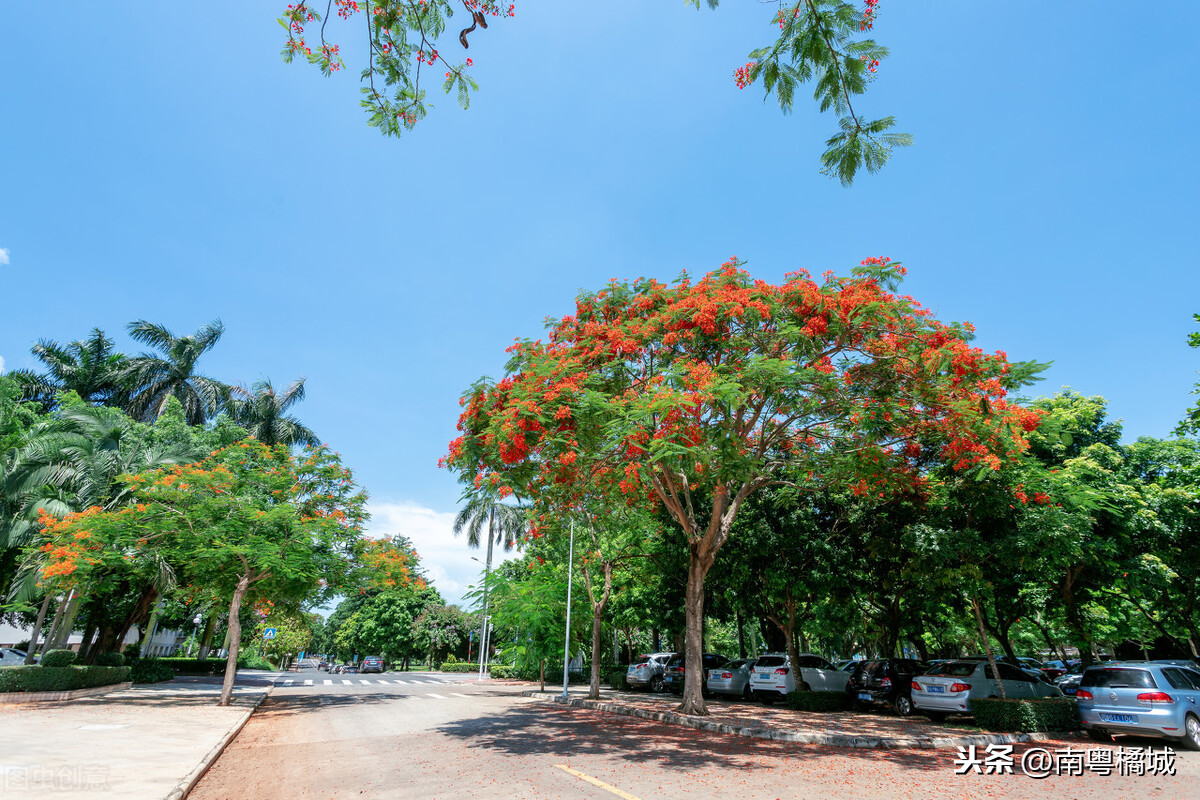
[113, 586, 158, 651]
[219, 575, 251, 707]
[198, 615, 217, 659]
[140, 600, 164, 658]
[42, 593, 68, 654]
[51, 591, 82, 650]
[24, 594, 52, 664]
[586, 562, 613, 700]
[972, 595, 1007, 700]
[678, 544, 715, 715]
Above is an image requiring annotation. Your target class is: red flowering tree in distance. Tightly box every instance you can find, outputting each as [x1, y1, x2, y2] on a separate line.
[444, 257, 1044, 714]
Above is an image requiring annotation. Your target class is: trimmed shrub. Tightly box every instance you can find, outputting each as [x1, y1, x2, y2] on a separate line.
[40, 649, 78, 668]
[437, 661, 479, 673]
[130, 658, 175, 684]
[0, 665, 130, 694]
[970, 698, 1082, 732]
[94, 652, 125, 667]
[122, 644, 141, 661]
[607, 668, 630, 691]
[785, 690, 852, 712]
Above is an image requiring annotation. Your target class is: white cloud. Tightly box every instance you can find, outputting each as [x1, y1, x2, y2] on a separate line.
[365, 500, 521, 607]
[0, 355, 5, 373]
[0, 248, 8, 265]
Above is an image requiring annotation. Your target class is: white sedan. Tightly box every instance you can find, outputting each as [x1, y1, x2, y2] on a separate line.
[750, 652, 850, 703]
[911, 659, 1063, 722]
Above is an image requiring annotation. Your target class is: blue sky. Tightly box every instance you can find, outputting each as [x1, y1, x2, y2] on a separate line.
[1, 2, 1197, 604]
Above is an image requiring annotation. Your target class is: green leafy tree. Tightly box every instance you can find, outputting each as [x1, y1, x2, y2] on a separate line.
[412, 603, 470, 666]
[281, 1, 906, 183]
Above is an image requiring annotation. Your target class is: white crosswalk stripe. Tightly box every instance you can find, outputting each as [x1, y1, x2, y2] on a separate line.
[283, 679, 294, 686]
[341, 680, 351, 685]
[304, 679, 313, 686]
[426, 693, 448, 699]
[451, 693, 470, 698]
[359, 680, 371, 685]
[324, 680, 332, 685]
[392, 680, 409, 685]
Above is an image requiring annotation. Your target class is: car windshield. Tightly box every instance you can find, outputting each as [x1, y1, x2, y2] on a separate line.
[756, 656, 786, 668]
[1081, 668, 1157, 689]
[926, 662, 977, 677]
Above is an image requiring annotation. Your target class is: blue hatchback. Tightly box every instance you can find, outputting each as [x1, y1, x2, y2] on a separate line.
[1076, 661, 1200, 750]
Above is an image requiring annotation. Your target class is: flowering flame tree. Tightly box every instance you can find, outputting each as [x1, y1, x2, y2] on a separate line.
[34, 440, 369, 706]
[445, 257, 1044, 714]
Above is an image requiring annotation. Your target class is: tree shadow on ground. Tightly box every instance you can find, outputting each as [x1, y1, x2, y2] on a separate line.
[433, 699, 970, 773]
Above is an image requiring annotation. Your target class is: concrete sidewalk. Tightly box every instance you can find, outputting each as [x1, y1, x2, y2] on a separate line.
[522, 685, 1086, 750]
[0, 673, 273, 799]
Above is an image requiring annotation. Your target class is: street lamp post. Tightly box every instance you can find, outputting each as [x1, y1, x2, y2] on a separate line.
[472, 556, 492, 680]
[561, 516, 575, 700]
[186, 613, 203, 657]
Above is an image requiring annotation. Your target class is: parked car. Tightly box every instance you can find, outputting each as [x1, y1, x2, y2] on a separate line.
[1056, 662, 1087, 696]
[750, 652, 850, 704]
[706, 658, 757, 700]
[361, 656, 385, 674]
[834, 659, 861, 673]
[962, 654, 1051, 683]
[0, 648, 35, 666]
[847, 658, 927, 716]
[663, 652, 728, 695]
[1041, 660, 1069, 681]
[911, 659, 1064, 722]
[1076, 662, 1200, 750]
[625, 653, 675, 693]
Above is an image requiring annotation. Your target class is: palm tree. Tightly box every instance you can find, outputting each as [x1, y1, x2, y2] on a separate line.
[123, 320, 230, 424]
[453, 496, 527, 675]
[8, 329, 129, 409]
[227, 378, 319, 447]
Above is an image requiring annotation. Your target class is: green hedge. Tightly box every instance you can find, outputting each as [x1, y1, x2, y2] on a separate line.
[0, 665, 130, 694]
[970, 698, 1082, 732]
[152, 657, 227, 675]
[785, 690, 852, 712]
[129, 658, 175, 684]
[40, 649, 78, 668]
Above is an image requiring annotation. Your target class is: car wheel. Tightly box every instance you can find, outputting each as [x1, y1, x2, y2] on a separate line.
[924, 711, 947, 724]
[650, 676, 664, 693]
[1087, 728, 1113, 743]
[1182, 714, 1200, 752]
[895, 695, 915, 717]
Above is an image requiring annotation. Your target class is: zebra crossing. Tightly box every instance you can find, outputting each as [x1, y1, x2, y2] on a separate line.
[272, 675, 472, 698]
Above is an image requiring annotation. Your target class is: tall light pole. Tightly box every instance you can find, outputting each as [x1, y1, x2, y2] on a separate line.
[186, 613, 203, 657]
[561, 515, 575, 700]
[471, 556, 492, 680]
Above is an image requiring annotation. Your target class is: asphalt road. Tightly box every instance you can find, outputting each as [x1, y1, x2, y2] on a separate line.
[190, 670, 1200, 800]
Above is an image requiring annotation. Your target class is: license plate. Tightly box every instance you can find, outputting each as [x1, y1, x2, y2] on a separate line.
[858, 692, 872, 701]
[1100, 713, 1138, 724]
[627, 667, 636, 674]
[926, 684, 945, 693]
[1063, 687, 1076, 695]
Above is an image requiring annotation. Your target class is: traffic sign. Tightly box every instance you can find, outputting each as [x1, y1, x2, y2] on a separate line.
[263, 627, 277, 640]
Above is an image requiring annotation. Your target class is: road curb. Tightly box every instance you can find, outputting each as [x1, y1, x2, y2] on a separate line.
[523, 692, 1081, 750]
[164, 685, 273, 800]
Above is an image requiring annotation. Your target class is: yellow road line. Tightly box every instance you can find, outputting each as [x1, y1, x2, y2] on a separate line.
[553, 765, 643, 800]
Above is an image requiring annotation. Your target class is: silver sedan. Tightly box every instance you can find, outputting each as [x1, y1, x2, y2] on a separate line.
[706, 658, 757, 700]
